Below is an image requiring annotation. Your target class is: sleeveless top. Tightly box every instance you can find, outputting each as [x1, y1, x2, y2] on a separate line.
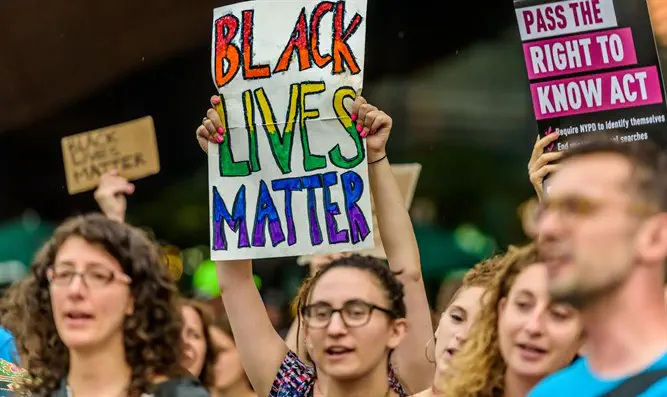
[269, 350, 408, 397]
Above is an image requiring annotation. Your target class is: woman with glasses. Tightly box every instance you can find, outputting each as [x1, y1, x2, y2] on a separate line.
[0, 214, 209, 397]
[195, 95, 426, 397]
[94, 171, 215, 386]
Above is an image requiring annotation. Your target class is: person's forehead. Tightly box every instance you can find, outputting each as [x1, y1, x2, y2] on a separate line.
[55, 236, 121, 269]
[550, 153, 633, 197]
[309, 267, 383, 303]
[510, 264, 548, 298]
[451, 286, 484, 309]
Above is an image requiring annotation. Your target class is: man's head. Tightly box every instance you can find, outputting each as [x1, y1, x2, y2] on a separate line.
[537, 139, 667, 308]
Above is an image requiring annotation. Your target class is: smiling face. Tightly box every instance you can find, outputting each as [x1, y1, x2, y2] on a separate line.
[181, 305, 207, 378]
[304, 267, 406, 381]
[498, 264, 582, 378]
[434, 286, 485, 370]
[49, 236, 134, 351]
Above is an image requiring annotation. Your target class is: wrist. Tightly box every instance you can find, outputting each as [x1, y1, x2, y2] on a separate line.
[368, 152, 387, 164]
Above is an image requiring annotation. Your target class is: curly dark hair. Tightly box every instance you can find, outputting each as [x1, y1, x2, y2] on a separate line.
[179, 298, 215, 388]
[0, 213, 185, 396]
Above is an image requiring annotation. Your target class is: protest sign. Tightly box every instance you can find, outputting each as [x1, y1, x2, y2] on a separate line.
[61, 116, 160, 195]
[514, 0, 667, 150]
[208, 0, 371, 260]
[297, 162, 422, 265]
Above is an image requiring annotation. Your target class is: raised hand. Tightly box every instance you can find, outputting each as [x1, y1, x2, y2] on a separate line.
[93, 171, 134, 223]
[528, 133, 563, 201]
[196, 96, 226, 154]
[351, 95, 392, 163]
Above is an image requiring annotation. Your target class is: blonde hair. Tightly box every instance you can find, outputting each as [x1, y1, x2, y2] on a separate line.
[441, 243, 540, 397]
[463, 255, 504, 289]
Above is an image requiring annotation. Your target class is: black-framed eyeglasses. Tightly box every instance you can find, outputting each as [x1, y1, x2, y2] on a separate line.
[46, 266, 132, 288]
[301, 299, 396, 329]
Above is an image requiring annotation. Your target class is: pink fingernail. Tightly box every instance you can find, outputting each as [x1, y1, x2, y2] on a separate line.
[356, 124, 363, 133]
[360, 130, 367, 138]
[215, 135, 223, 143]
[212, 96, 221, 105]
[363, 127, 370, 136]
[351, 113, 357, 121]
[217, 127, 224, 134]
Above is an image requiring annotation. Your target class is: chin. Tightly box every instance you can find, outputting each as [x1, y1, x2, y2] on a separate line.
[509, 358, 552, 379]
[60, 335, 99, 350]
[321, 363, 362, 381]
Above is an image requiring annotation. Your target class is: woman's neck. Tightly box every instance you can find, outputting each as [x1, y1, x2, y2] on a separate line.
[323, 363, 391, 397]
[211, 380, 256, 397]
[503, 369, 541, 397]
[67, 336, 131, 397]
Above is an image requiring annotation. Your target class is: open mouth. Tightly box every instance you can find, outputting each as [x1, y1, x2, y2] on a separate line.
[517, 343, 547, 360]
[445, 348, 458, 358]
[65, 311, 94, 325]
[325, 346, 354, 359]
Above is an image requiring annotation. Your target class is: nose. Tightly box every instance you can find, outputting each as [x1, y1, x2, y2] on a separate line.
[454, 332, 467, 344]
[536, 207, 564, 242]
[455, 322, 475, 343]
[523, 309, 546, 336]
[65, 274, 86, 298]
[326, 312, 348, 336]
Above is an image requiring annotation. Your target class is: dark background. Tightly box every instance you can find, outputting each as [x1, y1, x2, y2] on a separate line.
[0, 0, 517, 230]
[0, 0, 542, 303]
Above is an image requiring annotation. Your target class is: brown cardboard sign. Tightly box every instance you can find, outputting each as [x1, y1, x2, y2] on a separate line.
[61, 116, 160, 195]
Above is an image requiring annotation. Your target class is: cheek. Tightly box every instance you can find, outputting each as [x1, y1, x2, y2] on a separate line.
[548, 323, 581, 352]
[196, 338, 207, 355]
[98, 290, 131, 317]
[498, 312, 520, 352]
[49, 288, 65, 314]
[435, 321, 453, 348]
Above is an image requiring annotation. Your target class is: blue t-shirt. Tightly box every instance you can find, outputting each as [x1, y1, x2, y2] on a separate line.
[0, 328, 16, 364]
[529, 351, 667, 397]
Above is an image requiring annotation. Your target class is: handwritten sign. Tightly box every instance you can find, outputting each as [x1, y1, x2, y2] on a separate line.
[515, 0, 667, 149]
[208, 0, 372, 260]
[61, 116, 160, 195]
[297, 163, 422, 264]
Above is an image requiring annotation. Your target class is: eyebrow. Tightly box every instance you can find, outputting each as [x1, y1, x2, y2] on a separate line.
[54, 261, 112, 270]
[514, 290, 535, 299]
[448, 305, 467, 313]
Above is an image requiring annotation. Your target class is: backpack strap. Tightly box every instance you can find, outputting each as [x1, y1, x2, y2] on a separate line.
[600, 369, 667, 397]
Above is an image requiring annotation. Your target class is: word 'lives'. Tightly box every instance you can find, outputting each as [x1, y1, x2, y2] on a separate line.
[217, 83, 365, 177]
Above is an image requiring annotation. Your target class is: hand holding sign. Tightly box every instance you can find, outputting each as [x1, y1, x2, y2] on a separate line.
[528, 133, 564, 201]
[196, 96, 228, 154]
[93, 171, 135, 223]
[351, 95, 392, 163]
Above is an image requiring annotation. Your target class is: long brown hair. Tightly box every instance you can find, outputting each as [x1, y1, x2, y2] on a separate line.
[179, 298, 216, 388]
[0, 213, 185, 396]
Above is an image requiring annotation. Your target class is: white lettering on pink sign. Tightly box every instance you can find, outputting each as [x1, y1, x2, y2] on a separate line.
[516, 0, 617, 41]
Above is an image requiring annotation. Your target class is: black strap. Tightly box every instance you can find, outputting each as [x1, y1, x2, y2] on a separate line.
[601, 369, 667, 397]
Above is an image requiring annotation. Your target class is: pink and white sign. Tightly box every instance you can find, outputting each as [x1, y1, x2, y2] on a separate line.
[515, 0, 667, 149]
